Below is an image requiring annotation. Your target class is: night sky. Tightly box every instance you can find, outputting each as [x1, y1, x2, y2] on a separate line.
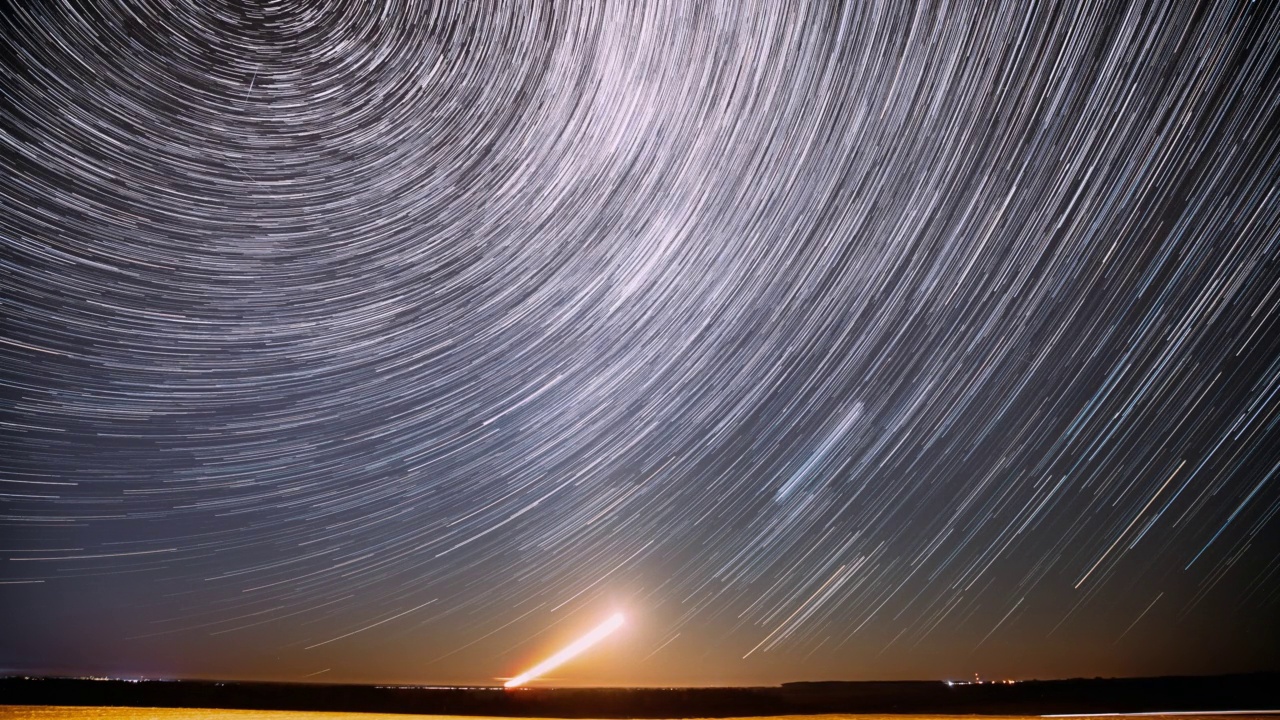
[2, 0, 1279, 688]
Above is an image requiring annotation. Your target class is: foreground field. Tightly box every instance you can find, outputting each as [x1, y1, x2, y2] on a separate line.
[3, 711, 1279, 720]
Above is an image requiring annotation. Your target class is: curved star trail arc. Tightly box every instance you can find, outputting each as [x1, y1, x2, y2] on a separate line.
[2, 0, 1279, 684]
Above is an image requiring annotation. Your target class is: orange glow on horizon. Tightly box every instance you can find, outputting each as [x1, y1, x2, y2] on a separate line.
[503, 612, 626, 688]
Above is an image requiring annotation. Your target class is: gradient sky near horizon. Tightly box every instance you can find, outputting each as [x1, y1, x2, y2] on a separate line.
[2, 0, 1279, 687]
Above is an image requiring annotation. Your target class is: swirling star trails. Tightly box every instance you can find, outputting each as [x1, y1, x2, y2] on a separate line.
[1, 0, 1278, 684]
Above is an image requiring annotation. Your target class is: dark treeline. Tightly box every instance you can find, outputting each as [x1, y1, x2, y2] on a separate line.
[1, 672, 1277, 717]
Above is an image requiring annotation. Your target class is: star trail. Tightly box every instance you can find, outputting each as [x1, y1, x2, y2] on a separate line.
[2, 0, 1279, 687]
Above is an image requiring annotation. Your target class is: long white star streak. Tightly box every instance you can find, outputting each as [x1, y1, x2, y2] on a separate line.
[503, 612, 625, 688]
[0, 0, 1278, 684]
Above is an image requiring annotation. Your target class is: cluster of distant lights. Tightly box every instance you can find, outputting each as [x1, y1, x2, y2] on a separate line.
[945, 677, 1019, 686]
[60, 671, 153, 676]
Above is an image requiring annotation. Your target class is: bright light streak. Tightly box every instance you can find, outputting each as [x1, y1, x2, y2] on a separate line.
[503, 612, 625, 688]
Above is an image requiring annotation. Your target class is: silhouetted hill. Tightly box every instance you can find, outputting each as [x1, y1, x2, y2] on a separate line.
[1, 672, 1277, 717]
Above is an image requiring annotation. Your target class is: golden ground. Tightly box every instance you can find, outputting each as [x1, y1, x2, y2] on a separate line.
[2, 710, 1277, 720]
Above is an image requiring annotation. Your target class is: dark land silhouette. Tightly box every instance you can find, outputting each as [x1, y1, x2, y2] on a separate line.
[1, 672, 1277, 717]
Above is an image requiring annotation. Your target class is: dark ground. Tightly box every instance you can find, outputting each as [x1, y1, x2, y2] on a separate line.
[1, 673, 1278, 717]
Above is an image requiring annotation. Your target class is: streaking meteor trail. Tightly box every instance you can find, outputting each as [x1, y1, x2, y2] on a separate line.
[504, 612, 625, 688]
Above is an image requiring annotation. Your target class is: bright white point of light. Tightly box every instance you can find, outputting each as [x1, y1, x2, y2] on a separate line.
[503, 612, 625, 688]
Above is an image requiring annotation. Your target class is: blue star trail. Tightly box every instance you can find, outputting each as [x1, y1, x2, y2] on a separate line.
[1, 0, 1278, 686]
